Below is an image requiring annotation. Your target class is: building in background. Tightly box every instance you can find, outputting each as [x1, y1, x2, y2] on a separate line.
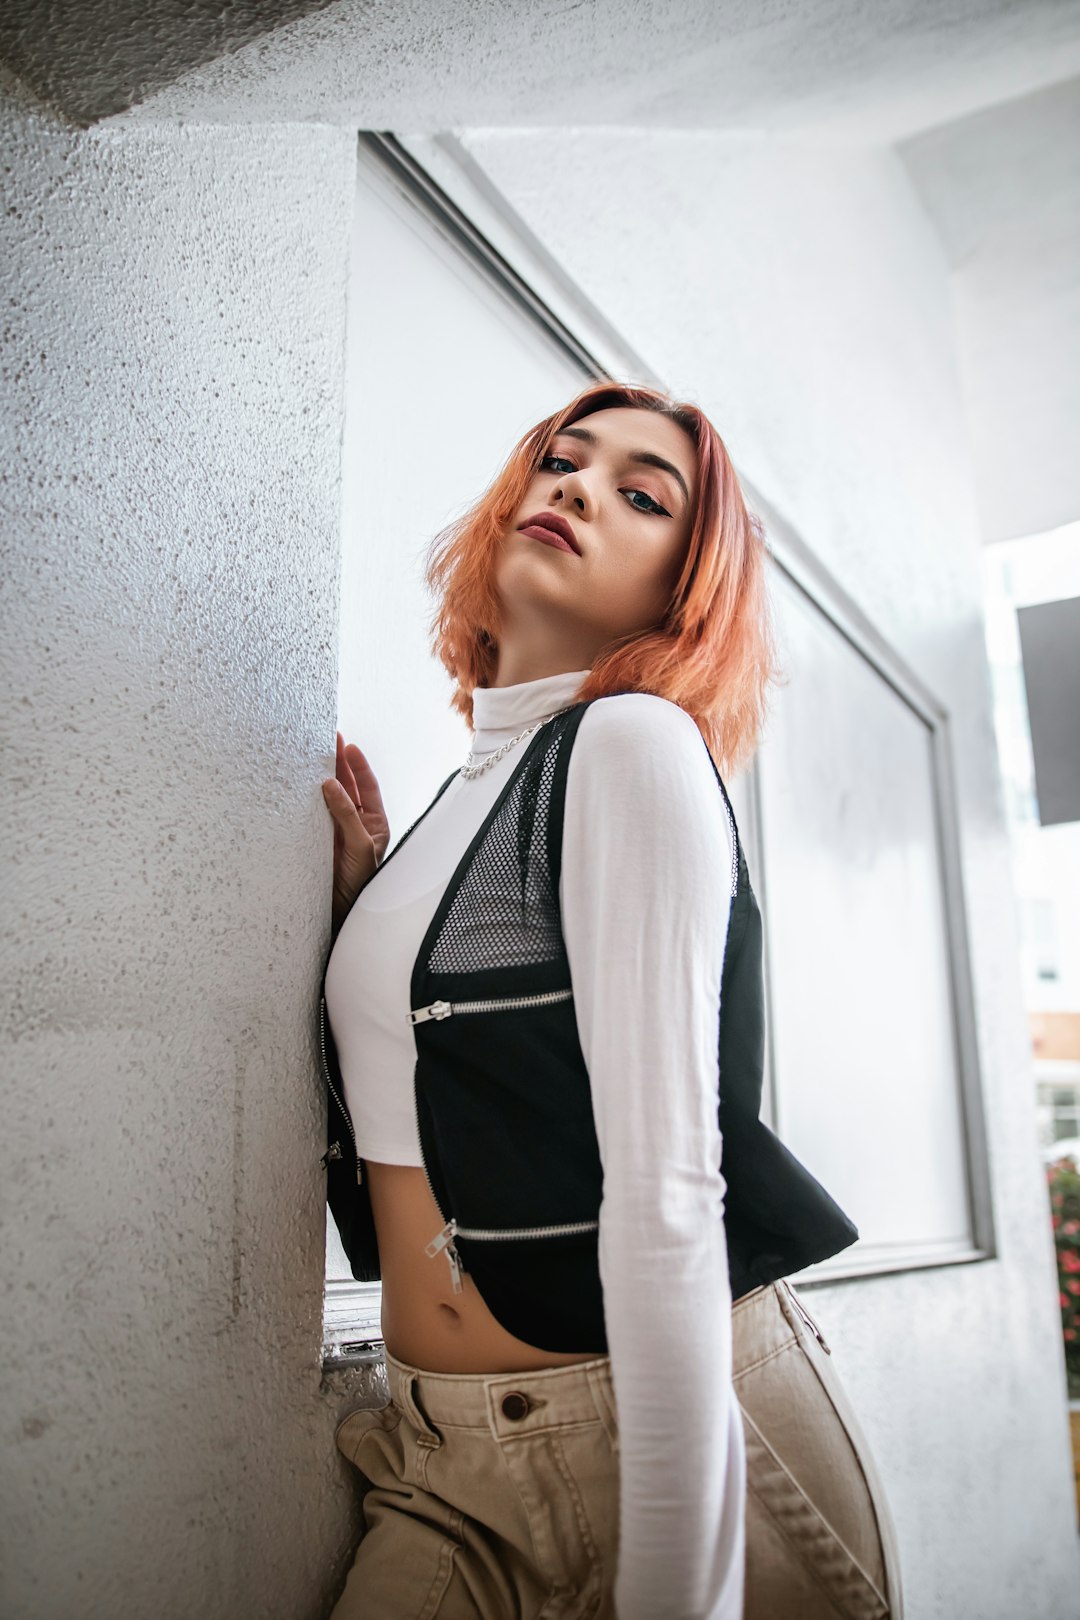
[982, 524, 1080, 1160]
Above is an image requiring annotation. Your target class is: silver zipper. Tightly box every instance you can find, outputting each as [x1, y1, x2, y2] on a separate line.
[411, 1061, 466, 1293]
[408, 986, 578, 1285]
[425, 1215, 599, 1294]
[406, 987, 573, 1025]
[424, 1219, 464, 1294]
[320, 996, 363, 1185]
[456, 1217, 599, 1240]
[784, 1280, 831, 1354]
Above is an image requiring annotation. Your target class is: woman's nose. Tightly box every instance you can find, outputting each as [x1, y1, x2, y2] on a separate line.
[556, 479, 588, 512]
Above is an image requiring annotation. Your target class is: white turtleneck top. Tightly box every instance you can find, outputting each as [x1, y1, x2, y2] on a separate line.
[325, 668, 746, 1620]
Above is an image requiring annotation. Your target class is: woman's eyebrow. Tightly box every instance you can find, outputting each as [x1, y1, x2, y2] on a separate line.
[556, 424, 689, 508]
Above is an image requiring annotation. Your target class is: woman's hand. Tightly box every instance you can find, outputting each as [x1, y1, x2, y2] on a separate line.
[322, 732, 391, 938]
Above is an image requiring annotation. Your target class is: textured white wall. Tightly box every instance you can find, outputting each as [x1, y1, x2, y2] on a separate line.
[0, 78, 371, 1620]
[898, 74, 1080, 544]
[119, 0, 1080, 145]
[457, 126, 1080, 1618]
[3, 54, 1077, 1619]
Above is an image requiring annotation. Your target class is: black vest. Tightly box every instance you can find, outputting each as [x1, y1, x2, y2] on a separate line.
[319, 695, 858, 1353]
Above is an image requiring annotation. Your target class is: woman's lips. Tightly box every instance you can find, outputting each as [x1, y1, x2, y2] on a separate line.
[520, 524, 578, 554]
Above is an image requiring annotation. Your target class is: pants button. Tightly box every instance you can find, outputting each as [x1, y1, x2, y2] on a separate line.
[501, 1391, 531, 1421]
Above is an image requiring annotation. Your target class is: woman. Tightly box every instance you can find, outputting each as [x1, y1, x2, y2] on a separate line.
[318, 380, 904, 1620]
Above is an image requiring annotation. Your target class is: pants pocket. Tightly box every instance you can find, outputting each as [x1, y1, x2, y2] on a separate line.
[330, 1405, 466, 1620]
[783, 1318, 905, 1619]
[335, 1403, 403, 1471]
[740, 1400, 890, 1620]
[736, 1289, 900, 1620]
[328, 1483, 463, 1620]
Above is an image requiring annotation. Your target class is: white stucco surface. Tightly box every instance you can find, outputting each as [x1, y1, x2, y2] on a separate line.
[123, 0, 1080, 143]
[0, 76, 373, 1620]
[2, 15, 1078, 1618]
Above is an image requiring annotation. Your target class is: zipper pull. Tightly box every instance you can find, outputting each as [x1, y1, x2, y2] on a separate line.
[320, 1140, 363, 1184]
[425, 1219, 464, 1293]
[425, 1218, 458, 1258]
[407, 1000, 453, 1026]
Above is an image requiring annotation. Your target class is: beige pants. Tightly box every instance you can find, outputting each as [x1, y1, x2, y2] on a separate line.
[329, 1278, 904, 1619]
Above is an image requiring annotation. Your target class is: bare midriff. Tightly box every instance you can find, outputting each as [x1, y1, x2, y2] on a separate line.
[364, 1159, 602, 1374]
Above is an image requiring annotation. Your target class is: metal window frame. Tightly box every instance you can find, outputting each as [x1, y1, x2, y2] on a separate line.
[323, 130, 996, 1364]
[746, 517, 996, 1286]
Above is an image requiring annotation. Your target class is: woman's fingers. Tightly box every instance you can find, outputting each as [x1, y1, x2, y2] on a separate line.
[321, 777, 355, 821]
[343, 742, 385, 820]
[336, 731, 362, 808]
[323, 779, 377, 857]
[323, 772, 378, 922]
[333, 734, 384, 822]
[324, 737, 384, 931]
[327, 735, 390, 852]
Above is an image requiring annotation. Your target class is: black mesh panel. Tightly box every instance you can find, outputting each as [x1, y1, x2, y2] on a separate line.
[427, 724, 566, 975]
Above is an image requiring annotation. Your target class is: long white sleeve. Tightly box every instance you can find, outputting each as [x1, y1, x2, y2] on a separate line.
[559, 692, 746, 1620]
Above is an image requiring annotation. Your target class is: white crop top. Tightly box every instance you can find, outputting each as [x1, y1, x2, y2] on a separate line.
[324, 667, 746, 1620]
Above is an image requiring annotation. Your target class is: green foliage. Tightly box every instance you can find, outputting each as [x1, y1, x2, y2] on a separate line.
[1047, 1152, 1080, 1398]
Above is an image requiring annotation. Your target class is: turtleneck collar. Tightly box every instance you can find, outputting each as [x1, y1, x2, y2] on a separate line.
[470, 668, 591, 752]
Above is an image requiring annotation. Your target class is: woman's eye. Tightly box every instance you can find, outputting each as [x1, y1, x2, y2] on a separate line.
[540, 455, 669, 517]
[624, 488, 667, 515]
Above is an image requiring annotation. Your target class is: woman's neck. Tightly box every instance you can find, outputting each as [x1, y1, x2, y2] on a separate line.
[470, 667, 590, 751]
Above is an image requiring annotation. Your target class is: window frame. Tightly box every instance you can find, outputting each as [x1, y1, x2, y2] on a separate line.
[322, 130, 996, 1366]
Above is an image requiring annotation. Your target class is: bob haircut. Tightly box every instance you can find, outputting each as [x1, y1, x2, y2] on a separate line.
[423, 379, 784, 779]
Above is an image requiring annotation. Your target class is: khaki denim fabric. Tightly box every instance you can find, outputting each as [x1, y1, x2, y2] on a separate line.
[329, 1280, 903, 1619]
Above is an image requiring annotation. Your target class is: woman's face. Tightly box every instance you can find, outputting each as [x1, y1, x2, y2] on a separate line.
[493, 406, 698, 676]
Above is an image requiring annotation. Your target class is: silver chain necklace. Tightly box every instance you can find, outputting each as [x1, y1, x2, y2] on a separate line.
[461, 704, 577, 780]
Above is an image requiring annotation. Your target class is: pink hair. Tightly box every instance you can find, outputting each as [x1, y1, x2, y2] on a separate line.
[422, 379, 784, 778]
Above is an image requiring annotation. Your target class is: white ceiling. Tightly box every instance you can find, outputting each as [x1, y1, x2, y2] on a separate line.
[897, 74, 1080, 543]
[4, 0, 1078, 544]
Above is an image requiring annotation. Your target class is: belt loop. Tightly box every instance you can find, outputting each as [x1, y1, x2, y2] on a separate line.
[397, 1371, 443, 1449]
